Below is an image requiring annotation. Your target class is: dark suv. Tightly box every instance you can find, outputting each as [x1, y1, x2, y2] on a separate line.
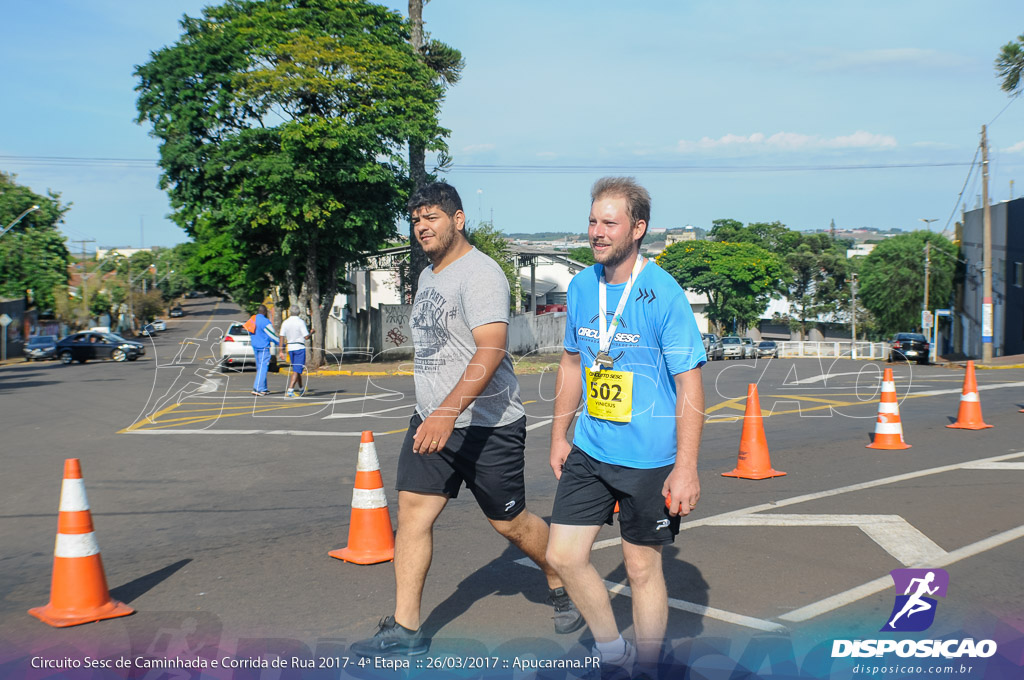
[888, 333, 930, 365]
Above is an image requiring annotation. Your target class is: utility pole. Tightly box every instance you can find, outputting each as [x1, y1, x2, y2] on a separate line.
[851, 273, 857, 360]
[981, 125, 993, 362]
[923, 241, 930, 316]
[71, 239, 96, 324]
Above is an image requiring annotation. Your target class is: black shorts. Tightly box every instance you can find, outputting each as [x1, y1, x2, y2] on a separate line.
[396, 413, 528, 521]
[551, 446, 680, 546]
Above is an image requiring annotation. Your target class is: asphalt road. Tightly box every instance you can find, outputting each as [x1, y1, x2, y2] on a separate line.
[2, 296, 1023, 679]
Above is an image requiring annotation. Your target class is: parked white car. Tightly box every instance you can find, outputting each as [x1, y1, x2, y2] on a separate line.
[741, 337, 756, 359]
[219, 322, 278, 372]
[151, 319, 167, 332]
[720, 336, 744, 359]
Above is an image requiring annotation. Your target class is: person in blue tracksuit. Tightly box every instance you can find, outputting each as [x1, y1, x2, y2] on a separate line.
[249, 304, 275, 396]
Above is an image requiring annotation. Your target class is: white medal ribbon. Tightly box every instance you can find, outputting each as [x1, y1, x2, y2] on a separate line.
[593, 254, 644, 371]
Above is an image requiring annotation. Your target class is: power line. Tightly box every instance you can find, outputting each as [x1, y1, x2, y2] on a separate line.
[0, 154, 975, 174]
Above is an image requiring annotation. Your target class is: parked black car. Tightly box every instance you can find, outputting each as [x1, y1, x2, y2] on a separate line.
[25, 335, 58, 361]
[887, 332, 930, 365]
[169, 306, 185, 317]
[55, 332, 145, 364]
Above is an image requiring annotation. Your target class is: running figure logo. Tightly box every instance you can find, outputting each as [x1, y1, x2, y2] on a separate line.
[881, 568, 949, 632]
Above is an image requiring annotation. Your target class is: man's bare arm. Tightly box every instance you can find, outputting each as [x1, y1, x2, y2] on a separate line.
[663, 367, 704, 516]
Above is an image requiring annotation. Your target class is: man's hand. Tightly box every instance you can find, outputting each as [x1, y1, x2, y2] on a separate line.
[550, 438, 573, 479]
[663, 465, 700, 517]
[412, 408, 458, 455]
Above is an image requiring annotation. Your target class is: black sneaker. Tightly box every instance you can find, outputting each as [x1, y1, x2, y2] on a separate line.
[549, 587, 586, 634]
[350, 616, 429, 657]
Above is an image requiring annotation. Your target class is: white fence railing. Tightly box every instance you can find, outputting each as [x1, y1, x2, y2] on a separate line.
[776, 341, 888, 360]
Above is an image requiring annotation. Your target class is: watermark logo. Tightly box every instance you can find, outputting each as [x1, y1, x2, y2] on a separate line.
[881, 568, 949, 633]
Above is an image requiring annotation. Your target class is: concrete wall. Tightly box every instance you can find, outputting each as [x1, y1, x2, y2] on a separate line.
[508, 312, 567, 355]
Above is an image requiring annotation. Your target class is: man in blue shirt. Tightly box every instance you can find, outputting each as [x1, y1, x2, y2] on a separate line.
[546, 177, 706, 678]
[249, 304, 275, 396]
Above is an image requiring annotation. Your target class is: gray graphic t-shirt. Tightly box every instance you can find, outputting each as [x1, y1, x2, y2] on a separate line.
[412, 247, 524, 428]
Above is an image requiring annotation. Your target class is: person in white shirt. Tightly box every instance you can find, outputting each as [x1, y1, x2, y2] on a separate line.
[278, 305, 312, 397]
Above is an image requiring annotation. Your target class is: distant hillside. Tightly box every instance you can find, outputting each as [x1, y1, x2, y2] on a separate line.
[505, 231, 583, 240]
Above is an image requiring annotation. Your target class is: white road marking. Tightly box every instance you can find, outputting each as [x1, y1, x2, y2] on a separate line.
[584, 450, 1024, 628]
[779, 523, 1024, 623]
[960, 462, 1024, 470]
[709, 514, 947, 566]
[785, 371, 868, 385]
[512, 557, 787, 632]
[525, 418, 552, 432]
[125, 428, 386, 437]
[322, 403, 414, 419]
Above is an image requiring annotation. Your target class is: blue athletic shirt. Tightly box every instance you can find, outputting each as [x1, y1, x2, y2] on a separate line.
[564, 261, 706, 468]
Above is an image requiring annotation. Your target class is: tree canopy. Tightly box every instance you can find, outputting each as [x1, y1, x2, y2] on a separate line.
[996, 33, 1024, 95]
[857, 231, 958, 336]
[657, 239, 788, 334]
[135, 0, 454, 364]
[0, 172, 71, 312]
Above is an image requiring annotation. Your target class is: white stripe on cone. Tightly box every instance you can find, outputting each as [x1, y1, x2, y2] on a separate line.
[878, 402, 900, 414]
[873, 422, 905, 435]
[58, 478, 89, 512]
[882, 381, 895, 392]
[54, 532, 101, 558]
[356, 443, 380, 472]
[961, 392, 980, 402]
[351, 487, 387, 509]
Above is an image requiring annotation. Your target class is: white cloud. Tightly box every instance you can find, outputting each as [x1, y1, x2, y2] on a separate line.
[676, 130, 897, 153]
[461, 143, 495, 154]
[1003, 140, 1024, 153]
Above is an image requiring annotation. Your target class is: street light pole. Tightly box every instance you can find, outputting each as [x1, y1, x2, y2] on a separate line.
[1, 205, 40, 239]
[851, 273, 858, 360]
[919, 217, 937, 232]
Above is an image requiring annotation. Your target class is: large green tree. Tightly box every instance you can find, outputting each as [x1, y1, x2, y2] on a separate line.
[996, 33, 1024, 94]
[784, 232, 850, 339]
[709, 218, 802, 254]
[0, 172, 71, 312]
[858, 231, 958, 336]
[657, 240, 788, 334]
[135, 0, 452, 365]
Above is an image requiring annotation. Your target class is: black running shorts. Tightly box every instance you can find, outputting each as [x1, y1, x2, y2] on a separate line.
[396, 413, 528, 521]
[551, 445, 680, 545]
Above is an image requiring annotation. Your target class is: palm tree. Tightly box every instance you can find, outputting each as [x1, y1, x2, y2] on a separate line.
[995, 34, 1024, 95]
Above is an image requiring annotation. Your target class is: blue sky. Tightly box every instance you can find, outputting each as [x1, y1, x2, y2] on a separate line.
[3, 0, 1024, 248]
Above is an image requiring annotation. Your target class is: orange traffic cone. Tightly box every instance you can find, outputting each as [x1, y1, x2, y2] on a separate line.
[947, 361, 992, 430]
[29, 459, 134, 627]
[329, 431, 395, 564]
[867, 368, 912, 450]
[722, 384, 786, 479]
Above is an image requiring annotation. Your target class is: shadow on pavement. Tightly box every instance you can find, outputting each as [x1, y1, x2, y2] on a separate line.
[111, 558, 192, 604]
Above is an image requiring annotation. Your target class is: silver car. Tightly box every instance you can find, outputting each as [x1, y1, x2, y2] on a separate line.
[741, 337, 756, 359]
[219, 322, 279, 372]
[720, 336, 744, 359]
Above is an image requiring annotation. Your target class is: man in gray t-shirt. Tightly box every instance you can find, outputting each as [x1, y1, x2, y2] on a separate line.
[351, 183, 582, 660]
[411, 247, 524, 428]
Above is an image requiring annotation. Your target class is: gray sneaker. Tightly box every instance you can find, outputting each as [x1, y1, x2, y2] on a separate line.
[549, 587, 586, 634]
[350, 616, 429, 657]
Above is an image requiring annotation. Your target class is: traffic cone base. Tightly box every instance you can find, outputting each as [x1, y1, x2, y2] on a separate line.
[722, 384, 786, 479]
[947, 361, 993, 430]
[30, 459, 134, 627]
[867, 369, 912, 450]
[329, 431, 394, 564]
